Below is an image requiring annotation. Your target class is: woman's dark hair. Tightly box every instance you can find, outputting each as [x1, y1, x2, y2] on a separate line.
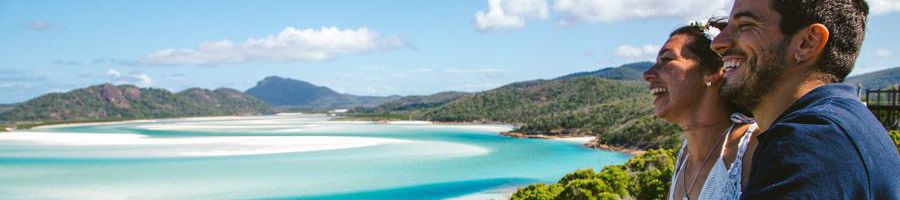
[668, 20, 725, 75]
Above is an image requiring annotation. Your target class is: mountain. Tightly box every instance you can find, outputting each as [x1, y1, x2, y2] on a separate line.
[245, 76, 401, 110]
[554, 62, 653, 81]
[0, 84, 274, 123]
[845, 66, 900, 90]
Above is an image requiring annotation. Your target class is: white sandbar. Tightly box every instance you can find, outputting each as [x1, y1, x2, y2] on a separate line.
[0, 131, 408, 157]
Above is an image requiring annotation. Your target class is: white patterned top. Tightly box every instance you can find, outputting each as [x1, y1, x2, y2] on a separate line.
[668, 113, 757, 200]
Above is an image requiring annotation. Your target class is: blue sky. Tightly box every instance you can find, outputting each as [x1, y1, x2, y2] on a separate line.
[1, 0, 898, 103]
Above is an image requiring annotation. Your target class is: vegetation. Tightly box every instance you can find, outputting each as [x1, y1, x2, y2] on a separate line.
[333, 113, 412, 121]
[554, 62, 653, 81]
[0, 84, 274, 124]
[511, 149, 676, 200]
[245, 76, 401, 110]
[890, 130, 900, 153]
[351, 91, 470, 114]
[0, 103, 17, 114]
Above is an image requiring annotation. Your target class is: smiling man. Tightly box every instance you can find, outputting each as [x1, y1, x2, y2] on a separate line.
[711, 0, 900, 199]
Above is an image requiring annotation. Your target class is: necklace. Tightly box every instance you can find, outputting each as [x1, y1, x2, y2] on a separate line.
[679, 123, 733, 200]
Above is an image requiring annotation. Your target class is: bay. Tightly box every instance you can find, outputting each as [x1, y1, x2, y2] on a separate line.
[0, 114, 630, 199]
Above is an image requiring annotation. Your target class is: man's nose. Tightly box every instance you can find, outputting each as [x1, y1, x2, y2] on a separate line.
[711, 26, 734, 56]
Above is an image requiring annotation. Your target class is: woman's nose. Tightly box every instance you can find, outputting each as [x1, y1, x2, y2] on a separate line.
[643, 65, 658, 82]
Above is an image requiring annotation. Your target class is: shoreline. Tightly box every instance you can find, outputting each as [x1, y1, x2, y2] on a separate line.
[500, 131, 646, 155]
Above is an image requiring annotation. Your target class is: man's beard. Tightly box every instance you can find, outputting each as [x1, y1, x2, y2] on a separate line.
[720, 40, 789, 111]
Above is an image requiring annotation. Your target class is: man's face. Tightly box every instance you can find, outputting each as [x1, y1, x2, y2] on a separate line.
[712, 0, 791, 110]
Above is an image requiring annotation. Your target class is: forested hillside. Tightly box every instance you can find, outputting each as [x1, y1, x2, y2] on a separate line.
[354, 75, 681, 150]
[0, 84, 274, 123]
[845, 66, 900, 90]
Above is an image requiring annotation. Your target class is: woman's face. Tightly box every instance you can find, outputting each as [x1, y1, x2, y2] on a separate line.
[642, 34, 712, 121]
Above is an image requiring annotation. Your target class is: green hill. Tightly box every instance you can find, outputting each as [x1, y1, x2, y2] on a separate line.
[0, 84, 274, 123]
[245, 76, 401, 110]
[0, 103, 17, 114]
[555, 62, 653, 81]
[353, 66, 682, 150]
[845, 66, 900, 90]
[351, 91, 470, 114]
[420, 77, 680, 149]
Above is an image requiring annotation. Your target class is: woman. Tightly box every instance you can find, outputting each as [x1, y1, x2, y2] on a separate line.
[642, 23, 758, 200]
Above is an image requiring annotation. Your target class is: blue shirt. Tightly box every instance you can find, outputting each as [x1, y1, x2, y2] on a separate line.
[742, 84, 900, 199]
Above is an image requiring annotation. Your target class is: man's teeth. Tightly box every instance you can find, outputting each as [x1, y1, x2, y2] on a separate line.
[650, 88, 667, 95]
[723, 60, 741, 71]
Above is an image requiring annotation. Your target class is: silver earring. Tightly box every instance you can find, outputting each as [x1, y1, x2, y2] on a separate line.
[706, 82, 712, 87]
[796, 54, 803, 64]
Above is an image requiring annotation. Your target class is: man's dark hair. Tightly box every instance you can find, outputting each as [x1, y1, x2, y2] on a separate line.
[670, 22, 723, 74]
[772, 0, 869, 83]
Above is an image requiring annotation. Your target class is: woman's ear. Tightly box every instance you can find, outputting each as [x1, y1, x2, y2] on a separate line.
[703, 67, 724, 86]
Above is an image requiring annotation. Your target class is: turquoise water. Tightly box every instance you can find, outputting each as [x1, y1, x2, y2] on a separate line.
[0, 115, 630, 199]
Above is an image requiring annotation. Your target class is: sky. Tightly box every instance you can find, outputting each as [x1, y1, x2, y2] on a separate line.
[1, 0, 899, 104]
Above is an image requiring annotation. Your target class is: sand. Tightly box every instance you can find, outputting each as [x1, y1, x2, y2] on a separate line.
[0, 131, 409, 157]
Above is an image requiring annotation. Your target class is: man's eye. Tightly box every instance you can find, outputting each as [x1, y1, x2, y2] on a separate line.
[738, 23, 753, 31]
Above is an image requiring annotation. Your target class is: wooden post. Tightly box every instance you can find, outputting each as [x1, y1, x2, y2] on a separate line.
[866, 89, 871, 106]
[893, 89, 898, 129]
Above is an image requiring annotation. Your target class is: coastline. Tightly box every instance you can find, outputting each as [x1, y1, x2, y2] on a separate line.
[500, 131, 646, 155]
[28, 119, 160, 130]
[336, 117, 648, 156]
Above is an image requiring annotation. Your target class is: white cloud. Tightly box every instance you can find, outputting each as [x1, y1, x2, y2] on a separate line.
[876, 48, 893, 59]
[138, 27, 407, 66]
[554, 0, 732, 24]
[871, 0, 900, 15]
[25, 21, 53, 31]
[106, 69, 153, 87]
[474, 0, 550, 32]
[614, 44, 660, 61]
[106, 69, 122, 77]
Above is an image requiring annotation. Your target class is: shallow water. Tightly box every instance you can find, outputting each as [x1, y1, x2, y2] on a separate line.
[0, 114, 630, 199]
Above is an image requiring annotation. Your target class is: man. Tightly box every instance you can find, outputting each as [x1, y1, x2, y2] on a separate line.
[711, 0, 900, 199]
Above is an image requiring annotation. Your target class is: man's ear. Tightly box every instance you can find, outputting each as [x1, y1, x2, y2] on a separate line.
[796, 23, 830, 65]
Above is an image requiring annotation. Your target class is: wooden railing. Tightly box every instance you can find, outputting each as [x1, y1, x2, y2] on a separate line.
[861, 85, 899, 130]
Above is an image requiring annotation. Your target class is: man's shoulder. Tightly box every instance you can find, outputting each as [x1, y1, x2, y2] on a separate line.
[754, 94, 900, 199]
[774, 95, 878, 136]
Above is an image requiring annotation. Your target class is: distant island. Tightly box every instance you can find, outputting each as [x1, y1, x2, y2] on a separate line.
[245, 76, 401, 111]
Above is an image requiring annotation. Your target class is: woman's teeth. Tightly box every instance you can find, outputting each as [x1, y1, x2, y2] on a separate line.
[650, 88, 667, 95]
